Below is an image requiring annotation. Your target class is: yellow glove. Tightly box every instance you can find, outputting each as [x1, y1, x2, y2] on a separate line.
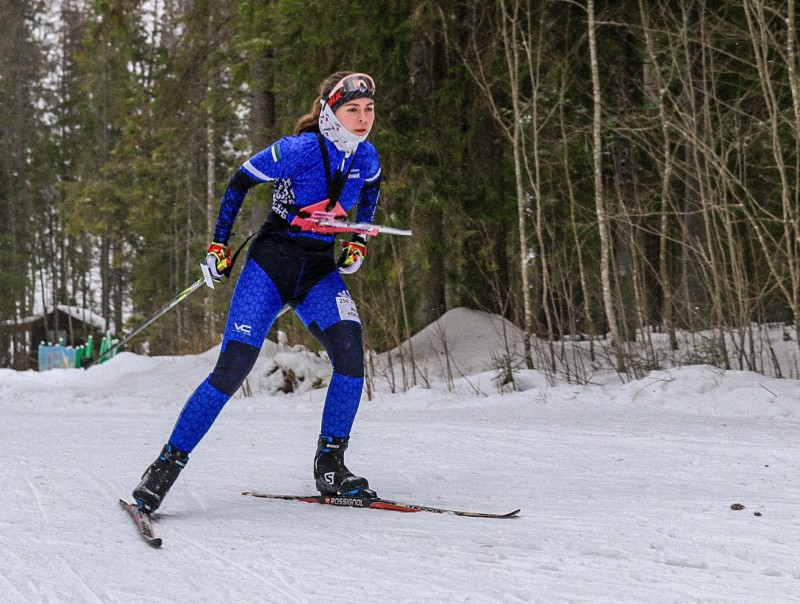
[205, 242, 231, 280]
[337, 237, 367, 274]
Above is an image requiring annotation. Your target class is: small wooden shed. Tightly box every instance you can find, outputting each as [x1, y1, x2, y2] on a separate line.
[1, 305, 109, 370]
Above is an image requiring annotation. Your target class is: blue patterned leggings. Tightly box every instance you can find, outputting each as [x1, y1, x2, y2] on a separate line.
[168, 234, 365, 452]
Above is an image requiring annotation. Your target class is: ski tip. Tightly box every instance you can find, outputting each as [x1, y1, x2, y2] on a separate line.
[448, 507, 521, 518]
[119, 498, 163, 548]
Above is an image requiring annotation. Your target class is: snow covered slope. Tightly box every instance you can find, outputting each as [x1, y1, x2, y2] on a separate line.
[1, 310, 798, 602]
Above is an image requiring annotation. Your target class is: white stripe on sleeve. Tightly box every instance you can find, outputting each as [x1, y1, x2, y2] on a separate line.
[242, 160, 273, 182]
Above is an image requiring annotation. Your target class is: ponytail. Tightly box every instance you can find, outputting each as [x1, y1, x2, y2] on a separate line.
[293, 98, 322, 135]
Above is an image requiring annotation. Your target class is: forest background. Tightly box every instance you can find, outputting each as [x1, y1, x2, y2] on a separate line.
[3, 0, 800, 380]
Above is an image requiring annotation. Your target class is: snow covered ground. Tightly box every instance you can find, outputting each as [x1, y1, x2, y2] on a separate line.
[1, 308, 799, 603]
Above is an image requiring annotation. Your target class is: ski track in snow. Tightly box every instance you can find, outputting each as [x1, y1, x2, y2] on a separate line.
[2, 314, 800, 602]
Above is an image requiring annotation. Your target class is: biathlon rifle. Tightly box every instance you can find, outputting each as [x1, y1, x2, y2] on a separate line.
[290, 208, 412, 237]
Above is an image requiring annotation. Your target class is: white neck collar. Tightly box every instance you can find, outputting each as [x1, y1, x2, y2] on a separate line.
[318, 102, 370, 155]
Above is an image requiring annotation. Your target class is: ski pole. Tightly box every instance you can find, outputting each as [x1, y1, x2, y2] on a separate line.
[83, 276, 208, 369]
[83, 234, 258, 369]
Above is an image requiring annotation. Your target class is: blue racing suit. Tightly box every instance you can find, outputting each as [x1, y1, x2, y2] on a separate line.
[168, 131, 381, 453]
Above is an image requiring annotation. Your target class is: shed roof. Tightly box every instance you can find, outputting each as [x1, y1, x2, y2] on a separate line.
[3, 305, 108, 331]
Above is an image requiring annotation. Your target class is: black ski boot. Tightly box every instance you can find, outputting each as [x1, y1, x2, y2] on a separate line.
[314, 435, 375, 497]
[132, 443, 189, 513]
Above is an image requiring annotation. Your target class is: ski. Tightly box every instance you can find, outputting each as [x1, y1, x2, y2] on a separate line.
[241, 492, 520, 519]
[119, 499, 162, 548]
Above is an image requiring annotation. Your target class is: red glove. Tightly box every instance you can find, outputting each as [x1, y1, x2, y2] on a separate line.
[337, 237, 367, 274]
[205, 242, 231, 280]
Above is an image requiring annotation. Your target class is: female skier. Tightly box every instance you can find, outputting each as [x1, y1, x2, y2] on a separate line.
[132, 71, 381, 513]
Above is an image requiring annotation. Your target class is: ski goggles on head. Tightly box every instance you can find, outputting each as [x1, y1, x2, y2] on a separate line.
[324, 73, 376, 112]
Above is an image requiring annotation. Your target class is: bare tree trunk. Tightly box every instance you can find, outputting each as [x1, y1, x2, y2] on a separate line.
[610, 141, 638, 344]
[247, 43, 276, 235]
[101, 235, 110, 329]
[498, 0, 534, 368]
[587, 0, 624, 372]
[250, 48, 276, 151]
[408, 3, 446, 326]
[786, 0, 800, 345]
[638, 0, 678, 350]
[112, 240, 124, 341]
[205, 105, 217, 337]
[520, 4, 556, 373]
[679, 0, 711, 330]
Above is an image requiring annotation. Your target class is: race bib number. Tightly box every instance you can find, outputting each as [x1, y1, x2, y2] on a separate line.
[336, 291, 360, 323]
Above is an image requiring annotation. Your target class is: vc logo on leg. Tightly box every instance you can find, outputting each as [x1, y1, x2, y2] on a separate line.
[234, 323, 252, 335]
